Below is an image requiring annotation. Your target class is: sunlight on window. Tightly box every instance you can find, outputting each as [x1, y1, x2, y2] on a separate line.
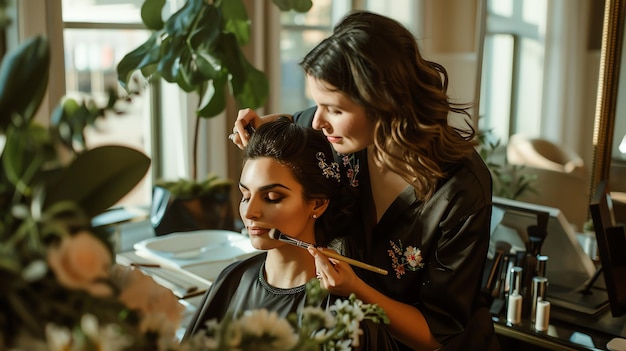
[279, 0, 349, 112]
[481, 34, 514, 141]
[515, 37, 544, 137]
[61, 0, 143, 23]
[522, 0, 547, 28]
[490, 0, 513, 17]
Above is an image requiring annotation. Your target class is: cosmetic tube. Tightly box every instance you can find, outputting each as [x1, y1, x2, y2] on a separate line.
[534, 299, 551, 332]
[531, 276, 549, 323]
[507, 290, 522, 325]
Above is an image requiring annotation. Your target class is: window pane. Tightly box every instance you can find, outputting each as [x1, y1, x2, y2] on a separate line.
[522, 0, 547, 27]
[280, 0, 336, 26]
[62, 0, 144, 23]
[480, 34, 514, 142]
[63, 27, 153, 206]
[514, 37, 544, 137]
[279, 0, 350, 112]
[490, 0, 513, 17]
[280, 29, 330, 112]
[64, 28, 150, 93]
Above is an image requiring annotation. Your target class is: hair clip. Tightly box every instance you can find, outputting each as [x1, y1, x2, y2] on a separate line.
[316, 152, 341, 182]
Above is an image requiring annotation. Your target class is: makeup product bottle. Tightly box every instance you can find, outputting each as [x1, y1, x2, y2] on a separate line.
[531, 276, 549, 323]
[507, 266, 523, 325]
[534, 299, 551, 332]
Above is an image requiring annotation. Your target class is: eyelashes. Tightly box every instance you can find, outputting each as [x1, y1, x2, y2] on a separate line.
[239, 195, 284, 204]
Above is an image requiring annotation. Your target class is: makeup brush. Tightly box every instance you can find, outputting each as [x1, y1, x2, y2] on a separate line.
[269, 229, 388, 275]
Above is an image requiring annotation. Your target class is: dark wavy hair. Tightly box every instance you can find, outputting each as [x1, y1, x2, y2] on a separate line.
[300, 10, 477, 200]
[244, 117, 354, 247]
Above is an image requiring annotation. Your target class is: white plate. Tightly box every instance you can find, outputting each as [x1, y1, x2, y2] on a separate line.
[134, 230, 255, 261]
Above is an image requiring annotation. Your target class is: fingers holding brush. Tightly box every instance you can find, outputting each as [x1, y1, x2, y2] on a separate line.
[308, 246, 357, 296]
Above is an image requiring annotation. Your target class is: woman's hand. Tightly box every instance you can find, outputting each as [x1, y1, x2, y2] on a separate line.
[230, 109, 292, 149]
[308, 246, 362, 297]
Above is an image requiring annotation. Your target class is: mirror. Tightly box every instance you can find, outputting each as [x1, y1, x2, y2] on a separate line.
[592, 0, 626, 221]
[479, 0, 607, 230]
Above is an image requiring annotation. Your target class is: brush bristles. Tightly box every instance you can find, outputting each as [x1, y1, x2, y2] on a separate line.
[268, 228, 279, 240]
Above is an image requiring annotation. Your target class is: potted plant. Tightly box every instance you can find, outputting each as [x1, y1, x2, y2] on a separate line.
[477, 129, 537, 200]
[117, 0, 312, 234]
[0, 34, 161, 347]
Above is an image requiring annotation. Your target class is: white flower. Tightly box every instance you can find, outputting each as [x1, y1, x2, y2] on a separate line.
[336, 338, 353, 351]
[301, 305, 336, 329]
[21, 259, 47, 282]
[44, 323, 71, 351]
[44, 314, 133, 351]
[312, 328, 330, 341]
[237, 309, 299, 350]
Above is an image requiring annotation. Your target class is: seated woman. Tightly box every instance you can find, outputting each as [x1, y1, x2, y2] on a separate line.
[183, 117, 396, 349]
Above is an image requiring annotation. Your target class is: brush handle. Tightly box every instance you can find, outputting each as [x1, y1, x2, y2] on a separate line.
[274, 230, 388, 275]
[318, 248, 388, 275]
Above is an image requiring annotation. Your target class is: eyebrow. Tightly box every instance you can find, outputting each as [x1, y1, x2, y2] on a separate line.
[238, 183, 292, 192]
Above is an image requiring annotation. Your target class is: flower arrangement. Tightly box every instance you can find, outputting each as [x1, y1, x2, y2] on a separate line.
[183, 279, 389, 351]
[0, 35, 389, 351]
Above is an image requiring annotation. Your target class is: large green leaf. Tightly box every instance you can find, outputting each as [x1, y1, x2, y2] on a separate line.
[194, 53, 221, 81]
[189, 5, 222, 50]
[117, 33, 160, 89]
[176, 54, 198, 92]
[218, 33, 246, 79]
[222, 0, 250, 45]
[232, 59, 269, 109]
[197, 73, 227, 118]
[0, 36, 50, 129]
[164, 0, 206, 36]
[141, 0, 166, 30]
[43, 146, 151, 218]
[219, 33, 268, 109]
[157, 39, 185, 83]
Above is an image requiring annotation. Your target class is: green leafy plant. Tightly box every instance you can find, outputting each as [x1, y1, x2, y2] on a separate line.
[155, 173, 232, 198]
[0, 35, 157, 348]
[117, 0, 312, 182]
[477, 129, 537, 200]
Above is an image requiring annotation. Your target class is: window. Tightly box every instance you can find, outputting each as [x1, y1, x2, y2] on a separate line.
[62, 0, 155, 207]
[479, 0, 548, 144]
[278, 0, 350, 112]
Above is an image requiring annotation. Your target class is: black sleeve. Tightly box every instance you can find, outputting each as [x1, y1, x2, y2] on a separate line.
[356, 319, 401, 351]
[292, 106, 317, 127]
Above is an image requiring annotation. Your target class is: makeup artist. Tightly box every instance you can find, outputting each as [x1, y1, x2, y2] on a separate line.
[230, 11, 497, 351]
[183, 117, 397, 350]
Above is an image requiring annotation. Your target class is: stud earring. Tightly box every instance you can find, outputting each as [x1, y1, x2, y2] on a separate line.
[312, 214, 318, 219]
